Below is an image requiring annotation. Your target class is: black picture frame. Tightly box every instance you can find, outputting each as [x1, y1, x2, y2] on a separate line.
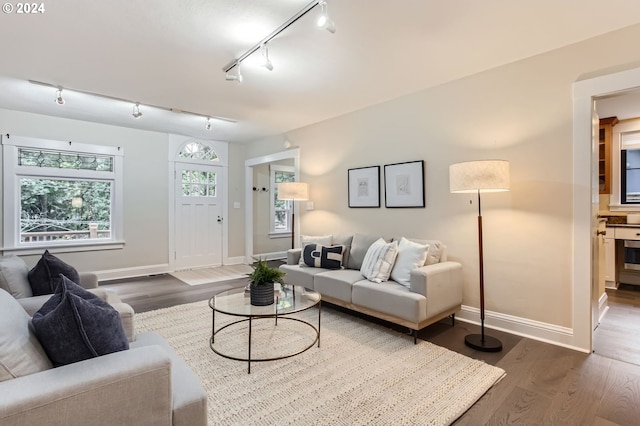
[384, 160, 425, 208]
[348, 166, 380, 208]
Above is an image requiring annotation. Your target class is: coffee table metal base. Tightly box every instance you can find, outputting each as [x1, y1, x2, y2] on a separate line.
[210, 302, 321, 374]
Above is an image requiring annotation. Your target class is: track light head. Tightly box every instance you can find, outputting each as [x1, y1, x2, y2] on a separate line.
[260, 44, 274, 71]
[205, 117, 212, 131]
[55, 89, 65, 105]
[317, 1, 336, 33]
[225, 63, 243, 82]
[318, 17, 336, 33]
[132, 103, 142, 119]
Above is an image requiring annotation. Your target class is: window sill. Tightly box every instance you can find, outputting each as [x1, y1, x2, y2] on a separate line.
[1, 240, 125, 256]
[608, 204, 640, 212]
[269, 232, 292, 239]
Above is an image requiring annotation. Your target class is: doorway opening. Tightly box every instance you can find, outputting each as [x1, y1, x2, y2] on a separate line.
[573, 66, 640, 352]
[244, 148, 300, 263]
[593, 88, 640, 365]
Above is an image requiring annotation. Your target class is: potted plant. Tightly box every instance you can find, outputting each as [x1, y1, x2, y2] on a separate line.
[247, 258, 286, 306]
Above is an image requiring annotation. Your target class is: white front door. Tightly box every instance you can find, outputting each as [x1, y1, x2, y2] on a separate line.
[174, 162, 223, 270]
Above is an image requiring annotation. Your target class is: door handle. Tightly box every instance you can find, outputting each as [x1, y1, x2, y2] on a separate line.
[217, 216, 223, 223]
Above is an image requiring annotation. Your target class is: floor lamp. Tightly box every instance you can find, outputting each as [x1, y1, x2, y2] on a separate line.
[449, 160, 510, 352]
[277, 182, 309, 249]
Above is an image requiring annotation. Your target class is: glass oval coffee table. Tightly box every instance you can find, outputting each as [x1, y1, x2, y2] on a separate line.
[209, 284, 321, 374]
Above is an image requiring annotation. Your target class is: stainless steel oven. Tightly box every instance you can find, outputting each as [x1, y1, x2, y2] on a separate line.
[624, 240, 640, 271]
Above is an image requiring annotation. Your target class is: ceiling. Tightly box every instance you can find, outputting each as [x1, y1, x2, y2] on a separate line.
[598, 89, 640, 120]
[2, 0, 640, 143]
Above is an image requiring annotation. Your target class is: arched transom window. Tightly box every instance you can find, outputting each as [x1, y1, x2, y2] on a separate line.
[178, 142, 218, 162]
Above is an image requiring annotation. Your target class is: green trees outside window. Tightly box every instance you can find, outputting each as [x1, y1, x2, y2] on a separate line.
[20, 178, 111, 242]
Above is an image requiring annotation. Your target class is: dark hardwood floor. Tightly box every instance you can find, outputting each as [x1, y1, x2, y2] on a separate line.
[101, 272, 640, 425]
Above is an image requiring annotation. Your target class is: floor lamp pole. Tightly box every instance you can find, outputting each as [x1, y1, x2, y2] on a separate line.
[290, 201, 296, 250]
[464, 189, 503, 352]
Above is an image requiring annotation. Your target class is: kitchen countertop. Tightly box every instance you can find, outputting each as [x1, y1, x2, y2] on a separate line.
[607, 223, 640, 228]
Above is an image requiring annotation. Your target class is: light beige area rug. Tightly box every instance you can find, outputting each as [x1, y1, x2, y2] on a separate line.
[170, 264, 253, 286]
[135, 300, 505, 426]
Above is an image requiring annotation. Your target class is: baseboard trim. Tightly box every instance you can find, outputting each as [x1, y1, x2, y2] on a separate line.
[95, 264, 171, 281]
[598, 292, 609, 324]
[456, 305, 589, 353]
[252, 251, 287, 261]
[96, 258, 249, 282]
[224, 256, 246, 265]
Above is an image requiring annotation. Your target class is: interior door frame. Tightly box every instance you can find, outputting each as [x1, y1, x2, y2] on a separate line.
[244, 148, 300, 263]
[168, 135, 229, 272]
[573, 66, 640, 352]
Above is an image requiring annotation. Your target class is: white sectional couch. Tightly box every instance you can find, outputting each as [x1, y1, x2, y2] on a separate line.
[280, 233, 463, 342]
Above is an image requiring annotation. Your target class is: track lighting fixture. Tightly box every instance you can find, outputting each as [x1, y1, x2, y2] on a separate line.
[317, 0, 336, 33]
[260, 44, 274, 71]
[222, 0, 335, 81]
[132, 103, 142, 119]
[30, 80, 238, 132]
[225, 63, 243, 82]
[55, 89, 65, 105]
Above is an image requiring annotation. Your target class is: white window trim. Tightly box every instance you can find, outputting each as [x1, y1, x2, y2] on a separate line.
[2, 135, 124, 254]
[269, 165, 295, 238]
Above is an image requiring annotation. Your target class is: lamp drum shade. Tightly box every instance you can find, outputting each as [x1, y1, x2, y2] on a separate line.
[449, 160, 510, 193]
[277, 182, 309, 201]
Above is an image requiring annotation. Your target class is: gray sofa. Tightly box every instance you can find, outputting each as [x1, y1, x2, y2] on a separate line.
[280, 233, 463, 342]
[0, 286, 208, 426]
[0, 254, 135, 341]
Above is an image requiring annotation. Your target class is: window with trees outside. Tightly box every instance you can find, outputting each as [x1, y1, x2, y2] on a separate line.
[270, 165, 295, 236]
[2, 135, 124, 253]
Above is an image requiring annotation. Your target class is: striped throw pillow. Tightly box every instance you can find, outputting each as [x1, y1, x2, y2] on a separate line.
[360, 238, 399, 283]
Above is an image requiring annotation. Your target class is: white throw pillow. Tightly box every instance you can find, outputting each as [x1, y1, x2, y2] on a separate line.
[360, 238, 399, 283]
[390, 237, 430, 287]
[299, 235, 333, 265]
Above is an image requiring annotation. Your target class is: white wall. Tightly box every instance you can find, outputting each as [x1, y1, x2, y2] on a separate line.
[245, 23, 640, 346]
[252, 163, 272, 253]
[0, 109, 171, 273]
[227, 142, 247, 260]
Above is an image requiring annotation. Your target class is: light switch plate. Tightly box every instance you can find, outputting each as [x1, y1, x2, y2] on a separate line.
[233, 202, 241, 209]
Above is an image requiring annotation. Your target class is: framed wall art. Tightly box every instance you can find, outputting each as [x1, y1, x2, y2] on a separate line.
[384, 160, 425, 208]
[348, 166, 380, 208]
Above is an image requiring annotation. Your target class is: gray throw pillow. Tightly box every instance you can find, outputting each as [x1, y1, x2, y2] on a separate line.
[347, 233, 387, 270]
[0, 255, 33, 299]
[32, 275, 129, 367]
[28, 250, 81, 296]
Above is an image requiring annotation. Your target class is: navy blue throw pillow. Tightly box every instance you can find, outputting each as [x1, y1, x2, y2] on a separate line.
[303, 244, 345, 269]
[28, 250, 81, 296]
[32, 275, 129, 367]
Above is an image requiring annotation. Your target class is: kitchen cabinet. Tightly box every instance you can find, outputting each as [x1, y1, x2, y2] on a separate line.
[604, 228, 616, 288]
[613, 226, 640, 240]
[599, 116, 618, 194]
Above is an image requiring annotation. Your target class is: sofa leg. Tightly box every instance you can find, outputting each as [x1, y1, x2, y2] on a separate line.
[413, 329, 418, 344]
[451, 313, 455, 327]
